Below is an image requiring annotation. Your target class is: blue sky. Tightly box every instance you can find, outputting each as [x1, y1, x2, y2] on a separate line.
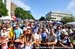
[12, 0, 75, 19]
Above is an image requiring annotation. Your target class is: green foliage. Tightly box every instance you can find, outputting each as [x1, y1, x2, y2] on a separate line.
[46, 16, 51, 21]
[15, 7, 35, 20]
[39, 16, 46, 21]
[61, 16, 74, 24]
[0, 0, 8, 16]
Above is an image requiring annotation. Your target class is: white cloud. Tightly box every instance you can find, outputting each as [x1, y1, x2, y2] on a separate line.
[11, 0, 31, 10]
[67, 0, 75, 16]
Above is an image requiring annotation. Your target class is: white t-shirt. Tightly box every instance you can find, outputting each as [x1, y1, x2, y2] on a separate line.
[1, 30, 9, 38]
[34, 33, 42, 40]
[2, 45, 8, 49]
[25, 45, 32, 49]
[69, 29, 73, 34]
[24, 43, 32, 49]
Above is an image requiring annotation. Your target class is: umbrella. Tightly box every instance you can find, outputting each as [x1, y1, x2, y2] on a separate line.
[56, 21, 63, 24]
[48, 21, 53, 23]
[16, 18, 21, 21]
[67, 22, 75, 25]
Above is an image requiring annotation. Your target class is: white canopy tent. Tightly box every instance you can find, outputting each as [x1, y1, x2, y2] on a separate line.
[0, 16, 11, 20]
[67, 22, 75, 25]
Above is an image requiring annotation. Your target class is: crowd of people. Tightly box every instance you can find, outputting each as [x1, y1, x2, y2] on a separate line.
[0, 20, 75, 49]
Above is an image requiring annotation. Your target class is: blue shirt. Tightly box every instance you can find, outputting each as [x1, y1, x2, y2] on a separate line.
[14, 28, 23, 39]
[41, 32, 47, 41]
[33, 27, 39, 33]
[56, 31, 61, 41]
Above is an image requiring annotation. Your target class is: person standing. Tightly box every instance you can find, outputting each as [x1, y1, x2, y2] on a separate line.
[14, 24, 23, 49]
[47, 29, 57, 47]
[14, 25, 23, 40]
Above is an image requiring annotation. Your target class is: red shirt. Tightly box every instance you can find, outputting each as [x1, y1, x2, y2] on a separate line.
[8, 47, 13, 49]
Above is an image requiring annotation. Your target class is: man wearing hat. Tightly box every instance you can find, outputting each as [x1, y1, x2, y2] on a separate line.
[59, 31, 73, 49]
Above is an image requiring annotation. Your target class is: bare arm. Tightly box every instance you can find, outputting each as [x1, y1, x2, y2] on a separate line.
[8, 32, 10, 39]
[48, 42, 56, 45]
[70, 43, 73, 48]
[30, 40, 36, 45]
[48, 35, 57, 45]
[13, 33, 15, 40]
[15, 39, 20, 42]
[59, 42, 69, 48]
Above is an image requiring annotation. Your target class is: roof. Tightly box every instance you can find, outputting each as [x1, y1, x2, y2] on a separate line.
[46, 11, 72, 15]
[11, 0, 31, 10]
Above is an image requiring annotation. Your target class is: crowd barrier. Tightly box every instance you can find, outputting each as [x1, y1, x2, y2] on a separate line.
[34, 47, 73, 49]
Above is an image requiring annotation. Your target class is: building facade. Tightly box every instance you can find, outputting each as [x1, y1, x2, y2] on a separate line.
[11, 2, 17, 16]
[46, 11, 72, 21]
[2, 0, 11, 17]
[2, 0, 17, 16]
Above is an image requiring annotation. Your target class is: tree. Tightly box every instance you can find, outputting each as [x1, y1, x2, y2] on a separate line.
[46, 16, 51, 21]
[15, 7, 35, 19]
[61, 16, 74, 24]
[39, 16, 46, 21]
[46, 12, 52, 21]
[0, 0, 8, 16]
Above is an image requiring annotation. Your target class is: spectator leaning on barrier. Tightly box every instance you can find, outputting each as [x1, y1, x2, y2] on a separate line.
[33, 28, 42, 47]
[1, 27, 9, 49]
[24, 28, 36, 49]
[14, 24, 23, 40]
[13, 24, 23, 49]
[56, 26, 62, 41]
[9, 27, 14, 40]
[71, 32, 75, 48]
[59, 31, 73, 48]
[41, 28, 48, 43]
[47, 29, 57, 46]
[15, 34, 25, 49]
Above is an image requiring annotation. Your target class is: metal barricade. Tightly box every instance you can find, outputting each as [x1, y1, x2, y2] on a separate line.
[34, 47, 73, 49]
